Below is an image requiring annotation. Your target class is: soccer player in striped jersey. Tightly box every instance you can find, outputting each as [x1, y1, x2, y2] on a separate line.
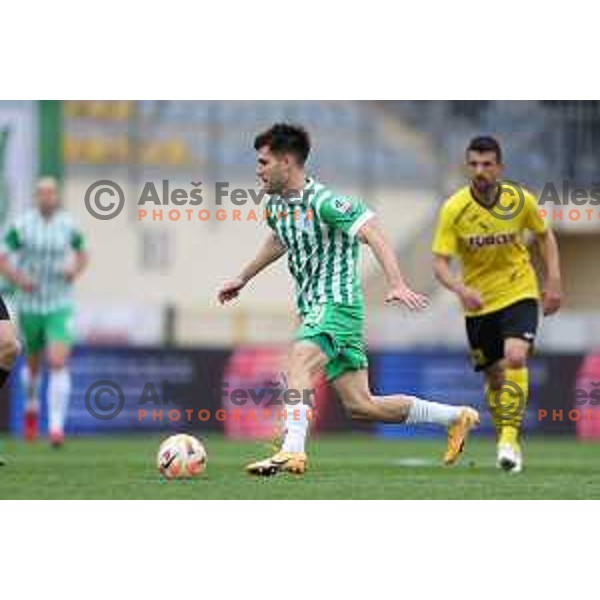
[0, 177, 88, 447]
[218, 123, 479, 476]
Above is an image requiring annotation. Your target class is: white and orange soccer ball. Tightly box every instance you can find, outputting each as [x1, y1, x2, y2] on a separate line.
[157, 433, 207, 479]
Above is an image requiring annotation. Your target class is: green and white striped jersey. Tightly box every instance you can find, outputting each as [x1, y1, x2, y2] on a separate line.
[2, 208, 85, 314]
[265, 178, 374, 317]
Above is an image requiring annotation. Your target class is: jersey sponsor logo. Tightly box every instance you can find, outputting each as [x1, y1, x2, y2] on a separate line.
[467, 232, 516, 248]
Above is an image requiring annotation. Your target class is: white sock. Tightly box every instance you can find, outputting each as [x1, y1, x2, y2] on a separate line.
[22, 367, 41, 413]
[281, 402, 311, 453]
[406, 397, 461, 426]
[48, 368, 71, 433]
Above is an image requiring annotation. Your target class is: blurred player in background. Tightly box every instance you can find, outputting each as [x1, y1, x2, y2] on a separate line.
[0, 177, 88, 447]
[0, 126, 22, 465]
[218, 123, 479, 476]
[0, 279, 21, 466]
[432, 136, 562, 472]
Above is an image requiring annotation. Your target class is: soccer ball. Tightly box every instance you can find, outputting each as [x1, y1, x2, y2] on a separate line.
[157, 433, 207, 479]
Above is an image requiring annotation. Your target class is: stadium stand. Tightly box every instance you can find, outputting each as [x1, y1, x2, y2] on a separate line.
[61, 101, 600, 350]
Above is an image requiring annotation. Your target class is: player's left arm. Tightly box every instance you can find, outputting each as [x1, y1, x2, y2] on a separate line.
[524, 193, 562, 316]
[317, 195, 428, 310]
[64, 227, 89, 283]
[536, 228, 562, 316]
[358, 219, 429, 310]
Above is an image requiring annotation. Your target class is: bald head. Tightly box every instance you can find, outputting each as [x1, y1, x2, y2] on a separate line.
[36, 176, 60, 215]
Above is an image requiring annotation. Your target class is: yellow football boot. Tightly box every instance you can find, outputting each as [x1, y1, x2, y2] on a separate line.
[246, 451, 307, 476]
[444, 407, 480, 465]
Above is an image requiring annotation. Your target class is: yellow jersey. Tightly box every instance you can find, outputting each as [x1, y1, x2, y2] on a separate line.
[432, 185, 547, 317]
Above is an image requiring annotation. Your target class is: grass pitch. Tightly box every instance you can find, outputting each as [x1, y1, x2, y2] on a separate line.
[1, 433, 599, 499]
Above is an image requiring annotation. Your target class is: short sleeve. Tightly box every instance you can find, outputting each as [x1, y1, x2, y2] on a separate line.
[67, 216, 87, 251]
[3, 226, 22, 253]
[265, 212, 276, 233]
[432, 203, 458, 256]
[522, 191, 547, 234]
[71, 229, 86, 251]
[317, 195, 374, 237]
[263, 209, 280, 242]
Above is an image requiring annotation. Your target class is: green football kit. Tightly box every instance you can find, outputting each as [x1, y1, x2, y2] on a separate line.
[3, 208, 85, 354]
[265, 178, 374, 381]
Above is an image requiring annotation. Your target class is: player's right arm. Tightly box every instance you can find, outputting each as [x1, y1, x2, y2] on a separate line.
[432, 203, 483, 311]
[0, 225, 35, 292]
[217, 232, 286, 304]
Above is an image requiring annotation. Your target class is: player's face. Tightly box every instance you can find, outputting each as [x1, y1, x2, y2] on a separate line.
[256, 146, 292, 194]
[36, 182, 60, 214]
[466, 150, 503, 195]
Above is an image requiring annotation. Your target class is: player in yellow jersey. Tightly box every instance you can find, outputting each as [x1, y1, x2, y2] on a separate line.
[432, 136, 562, 472]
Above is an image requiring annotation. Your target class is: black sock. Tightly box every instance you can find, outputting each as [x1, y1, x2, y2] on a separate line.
[0, 368, 10, 389]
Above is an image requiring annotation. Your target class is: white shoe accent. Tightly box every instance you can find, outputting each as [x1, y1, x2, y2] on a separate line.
[497, 444, 522, 473]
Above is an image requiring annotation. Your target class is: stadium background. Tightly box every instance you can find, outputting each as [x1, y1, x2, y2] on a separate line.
[1, 100, 599, 441]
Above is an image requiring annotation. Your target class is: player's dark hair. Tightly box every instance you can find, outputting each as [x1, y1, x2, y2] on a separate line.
[254, 123, 311, 165]
[466, 136, 502, 163]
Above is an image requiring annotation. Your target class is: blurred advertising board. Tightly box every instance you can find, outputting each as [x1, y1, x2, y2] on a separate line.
[5, 346, 591, 438]
[10, 347, 229, 435]
[371, 351, 583, 438]
[574, 354, 600, 439]
[8, 345, 340, 437]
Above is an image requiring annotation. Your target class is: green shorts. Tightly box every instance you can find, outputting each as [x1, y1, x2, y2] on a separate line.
[296, 302, 368, 382]
[18, 309, 75, 356]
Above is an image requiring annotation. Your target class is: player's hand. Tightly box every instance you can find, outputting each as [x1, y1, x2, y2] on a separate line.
[457, 285, 484, 311]
[217, 277, 246, 304]
[385, 284, 429, 310]
[63, 265, 78, 283]
[542, 279, 562, 316]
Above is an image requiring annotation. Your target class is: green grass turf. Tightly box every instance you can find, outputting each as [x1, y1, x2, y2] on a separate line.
[1, 433, 599, 499]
